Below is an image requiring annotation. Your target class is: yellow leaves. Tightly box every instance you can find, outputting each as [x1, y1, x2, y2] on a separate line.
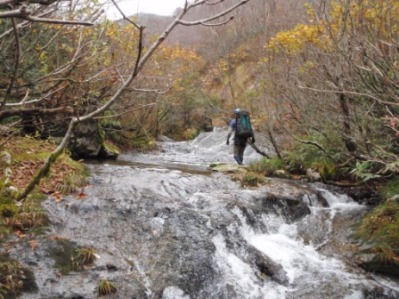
[330, 0, 399, 38]
[160, 46, 203, 65]
[39, 51, 48, 62]
[266, 0, 399, 57]
[267, 23, 328, 55]
[218, 59, 229, 73]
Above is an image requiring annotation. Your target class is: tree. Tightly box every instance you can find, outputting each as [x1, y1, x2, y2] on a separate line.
[258, 0, 399, 179]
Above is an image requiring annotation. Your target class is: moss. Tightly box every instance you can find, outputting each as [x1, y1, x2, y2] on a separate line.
[43, 152, 89, 194]
[49, 239, 79, 275]
[0, 203, 18, 218]
[380, 176, 399, 200]
[128, 137, 157, 151]
[355, 199, 399, 264]
[231, 170, 267, 187]
[49, 240, 97, 274]
[240, 172, 267, 187]
[103, 141, 120, 156]
[0, 191, 48, 242]
[0, 253, 38, 299]
[7, 197, 49, 233]
[182, 128, 199, 140]
[248, 157, 285, 176]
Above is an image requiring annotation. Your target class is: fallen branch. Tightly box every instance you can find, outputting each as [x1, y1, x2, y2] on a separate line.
[247, 140, 271, 158]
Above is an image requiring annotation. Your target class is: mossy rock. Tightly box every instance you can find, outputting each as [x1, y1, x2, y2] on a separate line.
[98, 141, 120, 160]
[49, 239, 80, 275]
[210, 163, 247, 173]
[49, 239, 97, 274]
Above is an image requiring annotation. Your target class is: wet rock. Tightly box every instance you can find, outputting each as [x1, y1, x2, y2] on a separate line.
[363, 287, 399, 299]
[257, 193, 311, 222]
[248, 247, 289, 285]
[210, 162, 246, 173]
[356, 253, 399, 277]
[69, 120, 103, 158]
[106, 263, 118, 271]
[68, 120, 119, 160]
[306, 168, 321, 181]
[345, 186, 382, 205]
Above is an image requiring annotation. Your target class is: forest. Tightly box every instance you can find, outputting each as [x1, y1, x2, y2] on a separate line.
[0, 0, 399, 297]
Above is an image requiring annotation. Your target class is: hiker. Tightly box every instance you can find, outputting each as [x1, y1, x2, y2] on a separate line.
[226, 108, 255, 165]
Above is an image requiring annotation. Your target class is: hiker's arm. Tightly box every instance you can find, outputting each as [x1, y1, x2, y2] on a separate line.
[226, 125, 233, 145]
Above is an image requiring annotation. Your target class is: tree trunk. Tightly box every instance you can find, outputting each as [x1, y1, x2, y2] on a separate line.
[339, 93, 357, 153]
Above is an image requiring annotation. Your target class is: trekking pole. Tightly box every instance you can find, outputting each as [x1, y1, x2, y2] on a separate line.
[247, 140, 271, 159]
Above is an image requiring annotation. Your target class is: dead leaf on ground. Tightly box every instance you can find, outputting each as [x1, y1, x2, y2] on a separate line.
[14, 230, 25, 239]
[76, 191, 87, 200]
[29, 239, 38, 251]
[51, 191, 63, 202]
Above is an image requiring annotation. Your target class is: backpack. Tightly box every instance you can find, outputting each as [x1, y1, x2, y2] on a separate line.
[235, 110, 253, 138]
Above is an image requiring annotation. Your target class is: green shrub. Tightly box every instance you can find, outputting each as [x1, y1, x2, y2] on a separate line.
[232, 171, 266, 187]
[309, 161, 337, 181]
[183, 128, 199, 140]
[50, 240, 98, 274]
[97, 279, 117, 296]
[248, 157, 285, 176]
[72, 247, 98, 269]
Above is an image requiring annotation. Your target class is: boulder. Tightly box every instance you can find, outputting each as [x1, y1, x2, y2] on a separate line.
[68, 120, 119, 160]
[306, 168, 321, 181]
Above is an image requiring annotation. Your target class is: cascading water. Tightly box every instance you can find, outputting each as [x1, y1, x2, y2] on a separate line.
[16, 128, 399, 299]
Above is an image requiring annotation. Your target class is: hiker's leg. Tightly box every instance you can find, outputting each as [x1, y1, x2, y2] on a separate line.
[233, 145, 242, 165]
[238, 145, 245, 165]
[234, 145, 245, 165]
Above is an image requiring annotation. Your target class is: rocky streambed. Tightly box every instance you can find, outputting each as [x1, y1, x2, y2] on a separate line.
[9, 128, 399, 299]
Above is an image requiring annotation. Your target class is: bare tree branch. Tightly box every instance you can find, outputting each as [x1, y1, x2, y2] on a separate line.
[297, 83, 399, 107]
[110, 0, 140, 29]
[0, 6, 94, 25]
[179, 0, 248, 26]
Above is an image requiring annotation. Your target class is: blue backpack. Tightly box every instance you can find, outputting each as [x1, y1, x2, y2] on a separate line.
[235, 110, 253, 138]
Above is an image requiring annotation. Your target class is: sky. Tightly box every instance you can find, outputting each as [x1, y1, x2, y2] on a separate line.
[105, 0, 187, 19]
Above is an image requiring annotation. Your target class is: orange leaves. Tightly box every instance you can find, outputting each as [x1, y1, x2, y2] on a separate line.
[51, 192, 63, 203]
[76, 191, 87, 200]
[28, 239, 38, 251]
[12, 160, 43, 190]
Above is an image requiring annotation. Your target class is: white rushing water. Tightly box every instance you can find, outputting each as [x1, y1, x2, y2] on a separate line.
[114, 129, 399, 298]
[209, 199, 366, 299]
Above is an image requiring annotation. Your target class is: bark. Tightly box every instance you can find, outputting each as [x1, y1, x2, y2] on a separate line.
[339, 93, 357, 153]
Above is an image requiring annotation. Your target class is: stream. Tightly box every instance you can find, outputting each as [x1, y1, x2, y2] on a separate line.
[16, 128, 399, 298]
